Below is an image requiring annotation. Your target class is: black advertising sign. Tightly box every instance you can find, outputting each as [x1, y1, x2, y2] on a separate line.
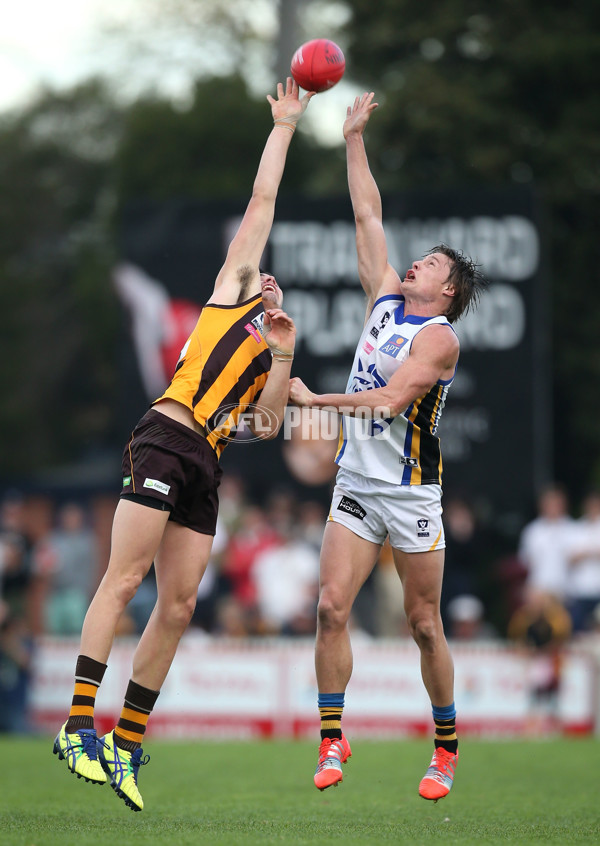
[117, 187, 548, 527]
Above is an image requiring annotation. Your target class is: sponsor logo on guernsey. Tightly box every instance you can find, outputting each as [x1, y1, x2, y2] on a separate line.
[380, 335, 408, 358]
[417, 518, 430, 538]
[143, 478, 171, 495]
[363, 340, 374, 354]
[337, 496, 367, 521]
[400, 456, 419, 467]
[370, 310, 391, 340]
[244, 321, 263, 343]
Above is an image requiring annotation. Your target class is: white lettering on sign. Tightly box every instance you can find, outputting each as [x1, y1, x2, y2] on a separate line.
[387, 215, 540, 281]
[270, 221, 359, 284]
[269, 215, 539, 283]
[283, 283, 526, 357]
[283, 289, 367, 356]
[455, 284, 526, 351]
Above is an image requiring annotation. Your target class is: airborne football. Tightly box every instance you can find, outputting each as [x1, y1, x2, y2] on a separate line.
[290, 38, 345, 92]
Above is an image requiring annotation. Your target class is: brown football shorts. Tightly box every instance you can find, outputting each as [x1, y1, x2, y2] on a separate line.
[120, 409, 222, 535]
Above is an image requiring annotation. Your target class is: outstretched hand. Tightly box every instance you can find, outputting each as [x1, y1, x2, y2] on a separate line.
[343, 92, 379, 140]
[267, 77, 315, 126]
[263, 308, 296, 355]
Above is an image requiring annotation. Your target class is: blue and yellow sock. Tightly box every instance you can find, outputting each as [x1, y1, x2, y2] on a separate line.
[318, 692, 345, 740]
[432, 702, 458, 754]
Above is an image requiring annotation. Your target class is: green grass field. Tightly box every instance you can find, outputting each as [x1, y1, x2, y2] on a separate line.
[1, 736, 598, 845]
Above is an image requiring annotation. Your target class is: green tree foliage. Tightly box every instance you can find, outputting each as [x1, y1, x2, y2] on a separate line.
[113, 75, 340, 207]
[0, 82, 123, 475]
[340, 0, 600, 494]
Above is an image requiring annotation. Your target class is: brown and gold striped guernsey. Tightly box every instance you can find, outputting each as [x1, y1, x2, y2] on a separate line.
[155, 294, 271, 458]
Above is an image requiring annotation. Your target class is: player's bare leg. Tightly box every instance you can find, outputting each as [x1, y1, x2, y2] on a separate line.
[54, 500, 168, 787]
[99, 520, 214, 811]
[394, 548, 458, 800]
[316, 521, 381, 687]
[393, 548, 453, 705]
[132, 521, 213, 690]
[80, 499, 170, 662]
[313, 521, 380, 789]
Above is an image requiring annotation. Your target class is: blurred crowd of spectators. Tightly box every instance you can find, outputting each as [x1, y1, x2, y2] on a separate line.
[1, 478, 600, 733]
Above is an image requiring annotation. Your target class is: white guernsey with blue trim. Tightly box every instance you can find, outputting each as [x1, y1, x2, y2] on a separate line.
[335, 294, 456, 487]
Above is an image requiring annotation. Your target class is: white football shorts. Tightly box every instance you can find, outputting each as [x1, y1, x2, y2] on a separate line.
[328, 466, 445, 553]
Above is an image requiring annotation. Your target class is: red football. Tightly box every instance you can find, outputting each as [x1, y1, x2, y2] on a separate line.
[290, 39, 345, 93]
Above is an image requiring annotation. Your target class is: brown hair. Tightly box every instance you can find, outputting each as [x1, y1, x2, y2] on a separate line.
[427, 244, 488, 324]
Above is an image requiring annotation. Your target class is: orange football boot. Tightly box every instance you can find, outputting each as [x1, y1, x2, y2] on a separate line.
[418, 747, 458, 801]
[314, 734, 352, 791]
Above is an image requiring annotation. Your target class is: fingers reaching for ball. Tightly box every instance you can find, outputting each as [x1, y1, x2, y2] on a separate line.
[267, 77, 315, 124]
[343, 92, 379, 140]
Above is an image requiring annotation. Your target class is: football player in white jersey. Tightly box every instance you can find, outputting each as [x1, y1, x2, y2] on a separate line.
[289, 92, 487, 801]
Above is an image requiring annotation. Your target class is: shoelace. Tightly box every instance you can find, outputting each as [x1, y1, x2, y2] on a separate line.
[430, 750, 456, 776]
[76, 730, 101, 761]
[317, 738, 343, 766]
[130, 749, 150, 782]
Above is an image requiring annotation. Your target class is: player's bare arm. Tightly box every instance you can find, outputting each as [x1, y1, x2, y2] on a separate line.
[344, 92, 401, 312]
[209, 79, 314, 306]
[289, 324, 459, 418]
[249, 307, 297, 439]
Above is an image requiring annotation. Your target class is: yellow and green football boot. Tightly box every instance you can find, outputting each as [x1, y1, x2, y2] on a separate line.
[53, 722, 107, 784]
[97, 730, 150, 812]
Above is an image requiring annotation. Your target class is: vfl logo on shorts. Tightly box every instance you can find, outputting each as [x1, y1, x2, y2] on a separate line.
[417, 518, 430, 538]
[400, 456, 419, 467]
[337, 496, 367, 521]
[144, 478, 171, 496]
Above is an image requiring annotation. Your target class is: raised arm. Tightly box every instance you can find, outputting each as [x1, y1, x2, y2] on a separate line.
[211, 79, 314, 304]
[344, 93, 401, 310]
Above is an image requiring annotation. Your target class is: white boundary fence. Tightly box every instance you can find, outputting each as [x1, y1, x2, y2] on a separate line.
[30, 634, 599, 738]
